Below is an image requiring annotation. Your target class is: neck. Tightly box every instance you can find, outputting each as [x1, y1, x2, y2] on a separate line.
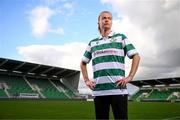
[101, 29, 111, 37]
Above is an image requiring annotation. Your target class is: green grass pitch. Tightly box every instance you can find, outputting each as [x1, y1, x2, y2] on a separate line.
[0, 100, 179, 119]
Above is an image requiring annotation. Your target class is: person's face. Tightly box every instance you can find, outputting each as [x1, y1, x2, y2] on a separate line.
[98, 12, 112, 31]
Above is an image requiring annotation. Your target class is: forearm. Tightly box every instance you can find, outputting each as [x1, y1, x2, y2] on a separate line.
[80, 61, 95, 89]
[80, 61, 90, 82]
[116, 54, 140, 86]
[128, 54, 140, 79]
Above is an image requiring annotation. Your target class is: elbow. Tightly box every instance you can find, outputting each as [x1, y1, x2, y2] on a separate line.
[80, 61, 86, 69]
[80, 61, 83, 69]
[137, 54, 141, 61]
[134, 54, 141, 62]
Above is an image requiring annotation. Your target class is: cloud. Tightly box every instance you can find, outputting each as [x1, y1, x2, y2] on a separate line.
[17, 42, 85, 69]
[49, 27, 64, 35]
[44, 0, 67, 5]
[63, 2, 75, 16]
[101, 0, 180, 79]
[28, 6, 64, 38]
[17, 42, 93, 94]
[56, 2, 76, 16]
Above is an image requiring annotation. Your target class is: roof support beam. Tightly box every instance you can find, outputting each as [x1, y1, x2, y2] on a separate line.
[28, 64, 41, 73]
[0, 59, 8, 67]
[12, 62, 26, 71]
[41, 67, 54, 74]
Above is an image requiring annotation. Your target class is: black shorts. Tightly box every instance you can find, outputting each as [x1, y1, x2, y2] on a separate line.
[94, 94, 128, 120]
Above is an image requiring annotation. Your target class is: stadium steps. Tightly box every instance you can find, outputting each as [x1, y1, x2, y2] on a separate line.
[130, 89, 151, 101]
[49, 79, 71, 99]
[59, 79, 78, 97]
[0, 82, 9, 98]
[0, 75, 35, 98]
[0, 89, 8, 98]
[144, 88, 178, 100]
[33, 84, 46, 98]
[50, 80, 71, 99]
[27, 78, 69, 99]
[129, 89, 140, 101]
[169, 93, 180, 100]
[4, 88, 10, 98]
[23, 76, 36, 91]
[167, 88, 180, 100]
[131, 86, 180, 101]
[52, 80, 76, 98]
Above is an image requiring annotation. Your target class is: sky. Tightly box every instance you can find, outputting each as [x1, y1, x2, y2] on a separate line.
[0, 0, 180, 94]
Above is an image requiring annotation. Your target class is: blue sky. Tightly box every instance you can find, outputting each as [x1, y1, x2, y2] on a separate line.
[0, 0, 179, 94]
[0, 0, 115, 59]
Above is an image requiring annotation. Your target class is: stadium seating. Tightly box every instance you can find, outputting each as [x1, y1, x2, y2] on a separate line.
[0, 75, 35, 98]
[26, 77, 70, 99]
[130, 87, 180, 101]
[0, 74, 78, 99]
[146, 88, 180, 100]
[130, 89, 151, 101]
[0, 89, 7, 98]
[0, 57, 81, 100]
[51, 80, 77, 98]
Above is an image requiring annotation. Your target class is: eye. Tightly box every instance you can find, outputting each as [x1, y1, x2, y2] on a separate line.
[102, 17, 106, 20]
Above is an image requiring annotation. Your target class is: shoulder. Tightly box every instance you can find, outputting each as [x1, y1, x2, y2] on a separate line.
[91, 37, 100, 42]
[88, 37, 100, 45]
[111, 32, 127, 40]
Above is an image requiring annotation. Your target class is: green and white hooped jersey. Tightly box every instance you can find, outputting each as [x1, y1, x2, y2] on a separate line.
[82, 31, 138, 96]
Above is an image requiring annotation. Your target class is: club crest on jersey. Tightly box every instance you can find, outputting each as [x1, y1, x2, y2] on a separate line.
[110, 33, 117, 42]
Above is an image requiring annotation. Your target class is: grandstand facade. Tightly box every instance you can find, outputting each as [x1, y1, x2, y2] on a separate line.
[129, 78, 180, 102]
[0, 58, 80, 99]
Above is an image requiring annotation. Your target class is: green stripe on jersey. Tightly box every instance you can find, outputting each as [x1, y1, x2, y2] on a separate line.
[120, 34, 127, 40]
[90, 38, 100, 43]
[92, 42, 123, 52]
[110, 33, 127, 40]
[93, 82, 125, 91]
[124, 44, 135, 52]
[109, 33, 123, 39]
[94, 69, 125, 79]
[84, 51, 92, 59]
[92, 55, 124, 66]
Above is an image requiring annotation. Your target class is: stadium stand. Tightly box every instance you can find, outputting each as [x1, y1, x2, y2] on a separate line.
[0, 57, 80, 99]
[0, 75, 36, 98]
[129, 78, 180, 102]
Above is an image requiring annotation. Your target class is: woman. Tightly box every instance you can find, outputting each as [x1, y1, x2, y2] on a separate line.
[80, 11, 140, 120]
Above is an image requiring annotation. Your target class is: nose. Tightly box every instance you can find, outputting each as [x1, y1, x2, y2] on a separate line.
[105, 18, 109, 22]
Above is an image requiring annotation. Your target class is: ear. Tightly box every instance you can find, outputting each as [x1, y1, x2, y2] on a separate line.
[97, 22, 100, 27]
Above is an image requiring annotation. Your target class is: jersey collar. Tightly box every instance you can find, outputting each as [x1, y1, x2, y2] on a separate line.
[98, 30, 116, 40]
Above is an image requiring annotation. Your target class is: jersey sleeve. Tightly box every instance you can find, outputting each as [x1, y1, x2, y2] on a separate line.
[82, 42, 92, 63]
[122, 34, 138, 59]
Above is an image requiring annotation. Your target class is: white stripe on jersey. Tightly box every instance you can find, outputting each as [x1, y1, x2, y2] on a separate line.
[85, 45, 91, 52]
[93, 62, 125, 72]
[92, 89, 128, 96]
[82, 56, 90, 63]
[94, 75, 124, 84]
[92, 48, 124, 58]
[91, 39, 123, 48]
[123, 38, 131, 48]
[127, 49, 138, 58]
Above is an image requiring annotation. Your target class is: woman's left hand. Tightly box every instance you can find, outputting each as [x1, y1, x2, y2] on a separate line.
[115, 76, 133, 87]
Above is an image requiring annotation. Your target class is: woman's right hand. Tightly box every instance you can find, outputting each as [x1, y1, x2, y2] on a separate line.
[85, 80, 96, 90]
